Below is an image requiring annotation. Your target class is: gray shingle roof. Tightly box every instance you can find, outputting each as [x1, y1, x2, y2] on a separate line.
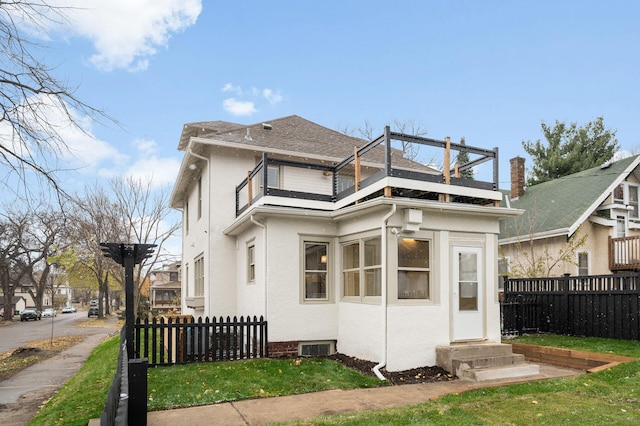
[181, 114, 434, 170]
[500, 155, 640, 240]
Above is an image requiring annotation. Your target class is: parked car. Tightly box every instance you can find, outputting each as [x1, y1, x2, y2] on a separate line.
[61, 306, 76, 314]
[88, 306, 99, 317]
[20, 308, 41, 321]
[89, 299, 98, 307]
[42, 308, 57, 318]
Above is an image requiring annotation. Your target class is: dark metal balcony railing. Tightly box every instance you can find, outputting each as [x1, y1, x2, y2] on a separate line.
[609, 235, 640, 271]
[235, 126, 500, 217]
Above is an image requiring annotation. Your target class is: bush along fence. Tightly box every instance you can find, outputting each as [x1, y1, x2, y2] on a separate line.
[134, 315, 268, 367]
[502, 273, 640, 340]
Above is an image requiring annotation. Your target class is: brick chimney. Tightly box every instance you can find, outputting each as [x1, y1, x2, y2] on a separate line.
[510, 156, 526, 199]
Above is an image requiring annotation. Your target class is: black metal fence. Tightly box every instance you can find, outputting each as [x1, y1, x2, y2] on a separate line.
[502, 273, 640, 340]
[134, 315, 268, 367]
[101, 328, 129, 425]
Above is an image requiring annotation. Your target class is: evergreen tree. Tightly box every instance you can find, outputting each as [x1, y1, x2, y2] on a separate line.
[455, 137, 474, 179]
[522, 117, 618, 186]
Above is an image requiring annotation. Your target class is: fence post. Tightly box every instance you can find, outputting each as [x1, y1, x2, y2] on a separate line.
[562, 273, 571, 335]
[128, 358, 148, 425]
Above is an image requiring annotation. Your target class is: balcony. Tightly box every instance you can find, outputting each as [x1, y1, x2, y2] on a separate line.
[609, 235, 640, 271]
[235, 127, 501, 217]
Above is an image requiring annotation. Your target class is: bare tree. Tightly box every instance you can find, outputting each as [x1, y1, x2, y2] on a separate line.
[0, 1, 114, 199]
[68, 183, 125, 318]
[501, 203, 588, 278]
[110, 177, 181, 318]
[0, 214, 30, 320]
[337, 118, 428, 162]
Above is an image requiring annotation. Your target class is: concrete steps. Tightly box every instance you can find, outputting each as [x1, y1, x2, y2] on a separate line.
[436, 343, 540, 382]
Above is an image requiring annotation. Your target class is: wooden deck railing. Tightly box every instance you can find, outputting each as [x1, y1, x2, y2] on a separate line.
[609, 235, 640, 271]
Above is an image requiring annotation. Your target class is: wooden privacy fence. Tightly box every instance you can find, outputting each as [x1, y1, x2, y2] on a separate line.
[134, 315, 268, 367]
[502, 273, 640, 340]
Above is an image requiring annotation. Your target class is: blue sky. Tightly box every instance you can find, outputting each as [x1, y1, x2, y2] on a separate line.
[8, 1, 640, 254]
[31, 0, 640, 191]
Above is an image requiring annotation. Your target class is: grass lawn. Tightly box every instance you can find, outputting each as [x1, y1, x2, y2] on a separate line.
[29, 334, 640, 425]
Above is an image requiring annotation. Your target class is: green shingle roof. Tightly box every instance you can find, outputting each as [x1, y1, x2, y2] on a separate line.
[500, 155, 640, 240]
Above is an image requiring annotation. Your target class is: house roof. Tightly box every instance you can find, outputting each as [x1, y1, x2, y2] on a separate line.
[180, 115, 370, 158]
[500, 154, 640, 241]
[171, 115, 437, 208]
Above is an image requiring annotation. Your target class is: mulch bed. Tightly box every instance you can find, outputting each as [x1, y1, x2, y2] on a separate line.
[327, 353, 456, 385]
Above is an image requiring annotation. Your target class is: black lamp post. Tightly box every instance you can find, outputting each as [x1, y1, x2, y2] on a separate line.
[100, 243, 156, 359]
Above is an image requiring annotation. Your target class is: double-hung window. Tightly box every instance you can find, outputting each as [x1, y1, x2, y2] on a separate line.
[397, 238, 430, 299]
[194, 255, 204, 297]
[342, 237, 381, 300]
[247, 244, 256, 283]
[577, 252, 589, 276]
[304, 242, 328, 300]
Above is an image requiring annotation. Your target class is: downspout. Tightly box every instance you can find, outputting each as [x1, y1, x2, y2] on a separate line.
[250, 215, 268, 318]
[373, 204, 397, 381]
[188, 146, 211, 315]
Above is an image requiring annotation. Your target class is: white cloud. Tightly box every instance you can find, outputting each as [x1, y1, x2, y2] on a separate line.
[125, 155, 182, 188]
[39, 0, 203, 72]
[133, 138, 159, 155]
[220, 84, 283, 116]
[263, 89, 283, 104]
[223, 98, 257, 116]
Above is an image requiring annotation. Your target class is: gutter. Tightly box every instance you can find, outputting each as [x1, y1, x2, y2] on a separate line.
[188, 145, 211, 315]
[372, 204, 397, 381]
[250, 215, 268, 318]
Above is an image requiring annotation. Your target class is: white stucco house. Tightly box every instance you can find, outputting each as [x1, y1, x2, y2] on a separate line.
[170, 115, 521, 373]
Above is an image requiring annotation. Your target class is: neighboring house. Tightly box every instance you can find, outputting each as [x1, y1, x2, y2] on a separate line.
[170, 115, 519, 372]
[499, 155, 640, 279]
[149, 262, 182, 313]
[0, 295, 26, 316]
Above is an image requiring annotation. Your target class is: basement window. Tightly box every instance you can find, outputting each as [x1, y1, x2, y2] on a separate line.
[299, 341, 335, 357]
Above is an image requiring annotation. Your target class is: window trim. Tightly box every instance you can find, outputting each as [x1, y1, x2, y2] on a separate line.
[194, 255, 204, 297]
[397, 237, 431, 301]
[340, 233, 382, 303]
[577, 251, 590, 276]
[197, 175, 202, 219]
[247, 242, 256, 284]
[300, 236, 333, 303]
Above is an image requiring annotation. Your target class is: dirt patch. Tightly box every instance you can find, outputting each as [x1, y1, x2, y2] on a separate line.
[327, 353, 456, 385]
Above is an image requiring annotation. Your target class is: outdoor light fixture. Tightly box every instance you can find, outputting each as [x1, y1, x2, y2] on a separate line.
[188, 163, 197, 171]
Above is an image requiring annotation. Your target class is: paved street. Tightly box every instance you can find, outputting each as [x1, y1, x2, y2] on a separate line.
[0, 309, 100, 354]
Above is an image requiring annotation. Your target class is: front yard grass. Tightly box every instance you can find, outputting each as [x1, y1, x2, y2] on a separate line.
[29, 333, 640, 425]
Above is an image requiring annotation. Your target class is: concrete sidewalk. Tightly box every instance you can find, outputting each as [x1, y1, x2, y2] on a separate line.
[146, 363, 582, 425]
[0, 316, 120, 426]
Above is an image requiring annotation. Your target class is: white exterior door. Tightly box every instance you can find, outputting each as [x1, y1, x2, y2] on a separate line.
[452, 246, 484, 341]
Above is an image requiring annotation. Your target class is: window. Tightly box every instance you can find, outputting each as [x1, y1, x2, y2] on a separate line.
[304, 242, 328, 300]
[342, 237, 381, 300]
[299, 341, 335, 357]
[364, 238, 382, 296]
[267, 166, 280, 188]
[458, 251, 478, 311]
[577, 252, 589, 276]
[614, 184, 624, 204]
[398, 238, 430, 299]
[194, 256, 204, 296]
[336, 175, 354, 193]
[197, 175, 202, 219]
[498, 257, 509, 291]
[247, 244, 255, 282]
[630, 186, 639, 219]
[612, 183, 639, 219]
[343, 242, 360, 296]
[185, 201, 189, 234]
